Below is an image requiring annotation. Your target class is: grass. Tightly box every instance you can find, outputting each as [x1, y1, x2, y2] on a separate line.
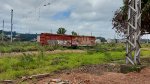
[0, 43, 149, 81]
[0, 51, 125, 80]
[0, 42, 64, 53]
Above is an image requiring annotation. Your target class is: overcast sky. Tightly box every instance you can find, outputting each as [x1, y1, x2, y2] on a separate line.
[1, 0, 149, 39]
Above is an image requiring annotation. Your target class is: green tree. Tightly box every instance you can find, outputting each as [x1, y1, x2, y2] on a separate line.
[96, 37, 106, 42]
[112, 0, 150, 35]
[71, 31, 77, 36]
[57, 27, 67, 35]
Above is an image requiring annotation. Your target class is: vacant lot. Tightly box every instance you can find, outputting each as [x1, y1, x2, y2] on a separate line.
[0, 43, 150, 83]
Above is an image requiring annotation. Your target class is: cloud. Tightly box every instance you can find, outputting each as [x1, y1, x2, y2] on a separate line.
[0, 0, 123, 39]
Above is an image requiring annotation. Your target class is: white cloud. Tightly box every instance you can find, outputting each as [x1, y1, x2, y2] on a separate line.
[3, 4, 13, 10]
[0, 0, 123, 39]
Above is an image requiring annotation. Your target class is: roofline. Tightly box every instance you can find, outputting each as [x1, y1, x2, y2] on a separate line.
[40, 33, 95, 38]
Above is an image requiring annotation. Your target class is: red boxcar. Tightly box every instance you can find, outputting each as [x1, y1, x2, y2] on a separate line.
[38, 33, 96, 46]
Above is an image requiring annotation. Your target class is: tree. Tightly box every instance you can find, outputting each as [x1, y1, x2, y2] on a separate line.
[96, 37, 107, 42]
[112, 0, 150, 35]
[57, 27, 67, 35]
[71, 31, 77, 36]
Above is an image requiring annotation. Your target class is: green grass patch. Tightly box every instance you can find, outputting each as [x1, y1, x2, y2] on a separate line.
[0, 50, 125, 80]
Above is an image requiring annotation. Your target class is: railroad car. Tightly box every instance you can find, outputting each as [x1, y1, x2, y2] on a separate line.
[38, 33, 96, 47]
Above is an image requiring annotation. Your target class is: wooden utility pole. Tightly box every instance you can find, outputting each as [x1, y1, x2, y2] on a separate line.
[2, 20, 4, 41]
[126, 0, 141, 65]
[11, 9, 13, 43]
[51, 29, 52, 34]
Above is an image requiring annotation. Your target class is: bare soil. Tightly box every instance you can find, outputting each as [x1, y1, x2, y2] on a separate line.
[24, 64, 150, 84]
[51, 68, 150, 84]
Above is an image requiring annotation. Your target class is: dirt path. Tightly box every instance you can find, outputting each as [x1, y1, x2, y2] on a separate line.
[0, 50, 85, 57]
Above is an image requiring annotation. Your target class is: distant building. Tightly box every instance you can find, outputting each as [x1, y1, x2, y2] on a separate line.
[96, 37, 106, 42]
[0, 30, 17, 37]
[118, 39, 126, 43]
[107, 39, 116, 43]
[95, 39, 101, 44]
[37, 35, 40, 42]
[18, 34, 38, 41]
[107, 38, 126, 43]
[140, 39, 150, 43]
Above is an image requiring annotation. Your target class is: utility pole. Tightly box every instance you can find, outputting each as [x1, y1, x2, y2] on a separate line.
[50, 29, 52, 34]
[147, 34, 149, 44]
[2, 20, 4, 41]
[11, 9, 13, 43]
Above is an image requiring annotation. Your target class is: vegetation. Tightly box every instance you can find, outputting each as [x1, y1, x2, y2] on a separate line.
[0, 50, 124, 80]
[57, 27, 67, 35]
[0, 43, 149, 80]
[0, 42, 62, 53]
[112, 0, 150, 35]
[71, 31, 78, 36]
[96, 37, 107, 42]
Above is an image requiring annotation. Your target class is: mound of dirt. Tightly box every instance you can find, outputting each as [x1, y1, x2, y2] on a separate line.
[65, 63, 121, 75]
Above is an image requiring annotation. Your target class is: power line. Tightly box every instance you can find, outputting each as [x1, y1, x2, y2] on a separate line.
[21, 0, 53, 33]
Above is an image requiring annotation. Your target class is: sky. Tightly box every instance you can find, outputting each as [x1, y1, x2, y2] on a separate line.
[0, 0, 149, 39]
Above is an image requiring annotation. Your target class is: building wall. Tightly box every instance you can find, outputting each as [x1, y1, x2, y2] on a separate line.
[37, 35, 40, 42]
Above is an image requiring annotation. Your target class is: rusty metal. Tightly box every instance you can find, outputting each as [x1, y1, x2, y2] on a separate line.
[39, 33, 96, 46]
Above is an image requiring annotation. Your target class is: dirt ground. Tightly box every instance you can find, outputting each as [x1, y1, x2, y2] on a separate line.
[24, 64, 150, 84]
[50, 68, 150, 84]
[36, 68, 150, 84]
